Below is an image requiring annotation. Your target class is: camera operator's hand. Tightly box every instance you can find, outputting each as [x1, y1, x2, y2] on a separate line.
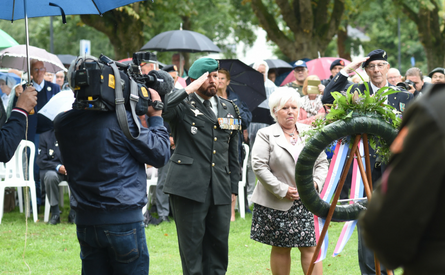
[185, 72, 209, 95]
[408, 84, 416, 94]
[15, 86, 37, 113]
[147, 88, 162, 117]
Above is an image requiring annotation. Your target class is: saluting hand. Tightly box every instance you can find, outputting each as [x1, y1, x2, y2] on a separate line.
[343, 57, 370, 74]
[185, 72, 209, 95]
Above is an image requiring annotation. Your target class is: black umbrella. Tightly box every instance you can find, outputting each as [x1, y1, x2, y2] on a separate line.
[219, 59, 267, 112]
[141, 30, 221, 53]
[251, 107, 274, 125]
[265, 59, 292, 75]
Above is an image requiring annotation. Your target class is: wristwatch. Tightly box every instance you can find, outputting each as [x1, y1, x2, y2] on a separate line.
[152, 100, 164, 110]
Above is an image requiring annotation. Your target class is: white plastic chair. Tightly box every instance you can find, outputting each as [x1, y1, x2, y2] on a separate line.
[0, 140, 38, 224]
[237, 144, 249, 219]
[44, 180, 70, 222]
[142, 167, 158, 214]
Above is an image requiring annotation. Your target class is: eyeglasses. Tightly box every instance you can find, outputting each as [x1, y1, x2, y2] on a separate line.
[33, 67, 46, 73]
[366, 63, 388, 70]
[294, 68, 306, 73]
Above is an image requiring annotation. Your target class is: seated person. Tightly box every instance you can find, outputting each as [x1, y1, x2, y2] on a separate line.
[37, 128, 75, 225]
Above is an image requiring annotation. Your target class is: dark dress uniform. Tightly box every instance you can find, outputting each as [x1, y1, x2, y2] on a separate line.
[163, 88, 240, 275]
[359, 83, 445, 275]
[322, 71, 414, 275]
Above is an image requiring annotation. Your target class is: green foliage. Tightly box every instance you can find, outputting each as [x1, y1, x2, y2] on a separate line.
[304, 73, 401, 162]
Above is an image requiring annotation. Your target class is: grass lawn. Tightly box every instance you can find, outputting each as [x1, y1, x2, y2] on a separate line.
[0, 198, 402, 275]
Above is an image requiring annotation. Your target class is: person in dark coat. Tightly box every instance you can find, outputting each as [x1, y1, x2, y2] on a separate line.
[36, 129, 75, 225]
[322, 49, 414, 275]
[359, 83, 445, 275]
[162, 58, 241, 275]
[0, 86, 37, 162]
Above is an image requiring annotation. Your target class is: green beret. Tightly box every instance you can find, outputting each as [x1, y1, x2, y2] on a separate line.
[188, 58, 218, 79]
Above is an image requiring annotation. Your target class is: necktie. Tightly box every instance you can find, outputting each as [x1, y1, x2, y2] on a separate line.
[203, 100, 215, 118]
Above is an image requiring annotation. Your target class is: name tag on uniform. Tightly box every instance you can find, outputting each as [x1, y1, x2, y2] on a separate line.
[218, 118, 241, 130]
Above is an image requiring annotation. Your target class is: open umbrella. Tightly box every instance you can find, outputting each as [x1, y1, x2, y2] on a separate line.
[218, 59, 266, 112]
[0, 29, 19, 50]
[57, 54, 76, 67]
[0, 0, 146, 84]
[141, 30, 221, 53]
[0, 45, 66, 73]
[265, 59, 292, 75]
[281, 57, 352, 85]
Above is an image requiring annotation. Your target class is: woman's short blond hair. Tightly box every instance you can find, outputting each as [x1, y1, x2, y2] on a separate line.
[268, 87, 301, 122]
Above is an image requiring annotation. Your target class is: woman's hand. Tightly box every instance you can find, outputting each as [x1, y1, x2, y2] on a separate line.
[285, 186, 299, 201]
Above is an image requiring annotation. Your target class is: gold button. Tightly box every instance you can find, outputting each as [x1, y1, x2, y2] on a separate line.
[192, 122, 195, 126]
[214, 137, 217, 141]
[214, 125, 217, 129]
[230, 131, 233, 134]
[213, 150, 216, 154]
[212, 163, 215, 167]
[178, 160, 181, 163]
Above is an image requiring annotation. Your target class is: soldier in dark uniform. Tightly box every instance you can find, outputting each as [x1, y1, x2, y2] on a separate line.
[359, 83, 445, 275]
[162, 58, 241, 275]
[322, 49, 414, 275]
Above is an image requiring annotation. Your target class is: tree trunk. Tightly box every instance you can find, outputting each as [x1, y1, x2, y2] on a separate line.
[80, 8, 144, 60]
[250, 0, 345, 61]
[395, 0, 445, 71]
[337, 26, 352, 61]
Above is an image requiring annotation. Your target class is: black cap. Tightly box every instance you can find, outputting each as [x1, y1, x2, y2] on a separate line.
[428, 67, 445, 78]
[161, 65, 178, 73]
[362, 49, 388, 68]
[330, 59, 346, 70]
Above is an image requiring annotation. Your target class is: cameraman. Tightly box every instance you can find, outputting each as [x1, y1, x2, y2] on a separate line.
[54, 57, 170, 275]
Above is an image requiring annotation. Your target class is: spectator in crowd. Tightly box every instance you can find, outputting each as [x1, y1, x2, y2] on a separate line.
[246, 60, 277, 207]
[217, 68, 252, 221]
[268, 70, 277, 83]
[405, 67, 430, 95]
[284, 60, 308, 96]
[250, 87, 328, 275]
[0, 74, 16, 109]
[37, 129, 75, 225]
[387, 68, 403, 86]
[162, 58, 241, 274]
[322, 49, 414, 275]
[359, 83, 445, 275]
[428, 67, 445, 84]
[319, 59, 348, 93]
[0, 86, 37, 162]
[15, 59, 61, 211]
[44, 72, 54, 83]
[298, 75, 326, 125]
[172, 53, 187, 77]
[55, 71, 65, 89]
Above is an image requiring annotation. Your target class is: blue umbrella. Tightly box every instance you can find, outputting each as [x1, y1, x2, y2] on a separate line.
[0, 0, 146, 84]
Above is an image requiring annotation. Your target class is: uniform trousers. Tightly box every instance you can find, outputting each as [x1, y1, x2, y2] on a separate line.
[155, 162, 170, 217]
[170, 188, 231, 275]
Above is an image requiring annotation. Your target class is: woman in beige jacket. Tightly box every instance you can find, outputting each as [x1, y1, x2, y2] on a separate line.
[250, 87, 328, 275]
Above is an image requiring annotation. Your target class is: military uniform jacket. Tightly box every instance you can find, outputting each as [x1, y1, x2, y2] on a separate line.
[321, 72, 413, 112]
[162, 89, 240, 205]
[36, 129, 63, 172]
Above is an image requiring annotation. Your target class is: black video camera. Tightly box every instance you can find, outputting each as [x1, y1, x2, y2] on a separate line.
[396, 79, 415, 91]
[71, 52, 174, 116]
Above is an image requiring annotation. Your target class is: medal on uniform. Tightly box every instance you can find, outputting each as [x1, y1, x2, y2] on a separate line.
[191, 126, 198, 135]
[49, 149, 54, 156]
[218, 117, 241, 130]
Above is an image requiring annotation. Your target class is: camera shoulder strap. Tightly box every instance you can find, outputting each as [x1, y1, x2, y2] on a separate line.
[110, 62, 140, 140]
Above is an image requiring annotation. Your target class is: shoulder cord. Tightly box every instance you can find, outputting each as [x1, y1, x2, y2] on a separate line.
[109, 62, 140, 140]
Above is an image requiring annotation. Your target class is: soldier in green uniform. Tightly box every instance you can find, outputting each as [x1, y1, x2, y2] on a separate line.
[162, 58, 241, 275]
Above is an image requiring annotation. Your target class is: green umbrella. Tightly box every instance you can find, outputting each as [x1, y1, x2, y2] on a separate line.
[0, 29, 19, 50]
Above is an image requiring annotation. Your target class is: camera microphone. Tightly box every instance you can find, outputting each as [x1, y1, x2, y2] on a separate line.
[147, 70, 174, 95]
